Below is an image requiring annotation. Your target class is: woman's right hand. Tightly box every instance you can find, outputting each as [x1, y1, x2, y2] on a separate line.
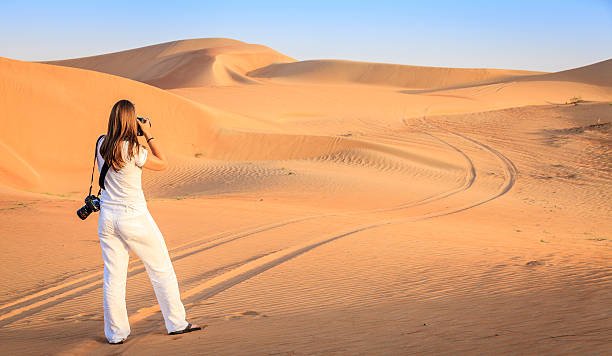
[137, 118, 153, 138]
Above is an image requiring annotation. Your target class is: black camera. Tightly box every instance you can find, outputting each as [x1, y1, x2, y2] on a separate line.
[137, 116, 151, 136]
[76, 195, 101, 220]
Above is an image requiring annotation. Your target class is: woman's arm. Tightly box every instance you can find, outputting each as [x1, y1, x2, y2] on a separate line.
[138, 119, 168, 171]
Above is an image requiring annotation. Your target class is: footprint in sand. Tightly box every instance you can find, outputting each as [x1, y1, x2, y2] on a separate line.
[50, 313, 102, 322]
[525, 260, 545, 267]
[223, 310, 268, 321]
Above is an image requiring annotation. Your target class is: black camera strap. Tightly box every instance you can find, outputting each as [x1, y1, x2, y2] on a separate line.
[88, 134, 110, 196]
[99, 160, 110, 193]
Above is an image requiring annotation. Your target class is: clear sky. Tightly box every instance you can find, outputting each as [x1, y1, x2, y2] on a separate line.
[0, 0, 610, 71]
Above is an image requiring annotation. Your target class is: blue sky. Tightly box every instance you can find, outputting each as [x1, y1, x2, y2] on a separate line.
[0, 0, 610, 71]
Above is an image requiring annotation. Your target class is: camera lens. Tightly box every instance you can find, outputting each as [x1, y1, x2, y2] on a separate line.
[77, 205, 91, 220]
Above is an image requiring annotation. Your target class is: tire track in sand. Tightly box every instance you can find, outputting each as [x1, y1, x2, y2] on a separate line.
[420, 118, 518, 209]
[349, 130, 476, 214]
[364, 127, 516, 217]
[0, 214, 325, 327]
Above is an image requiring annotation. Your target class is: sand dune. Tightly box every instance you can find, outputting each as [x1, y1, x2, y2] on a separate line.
[45, 38, 295, 88]
[1, 38, 611, 355]
[0, 56, 219, 192]
[1, 56, 464, 200]
[46, 41, 543, 90]
[519, 58, 612, 87]
[247, 59, 542, 89]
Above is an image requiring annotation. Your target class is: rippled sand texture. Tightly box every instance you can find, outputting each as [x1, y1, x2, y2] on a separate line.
[1, 39, 610, 355]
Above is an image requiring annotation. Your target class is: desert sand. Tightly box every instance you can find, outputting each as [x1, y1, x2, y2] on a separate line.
[0, 38, 610, 355]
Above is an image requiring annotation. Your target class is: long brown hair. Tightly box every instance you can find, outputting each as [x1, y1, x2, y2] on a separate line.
[100, 100, 141, 171]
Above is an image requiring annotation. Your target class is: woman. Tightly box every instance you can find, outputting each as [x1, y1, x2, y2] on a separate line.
[96, 99, 200, 344]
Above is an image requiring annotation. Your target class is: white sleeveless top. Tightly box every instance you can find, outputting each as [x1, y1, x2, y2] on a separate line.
[96, 136, 148, 206]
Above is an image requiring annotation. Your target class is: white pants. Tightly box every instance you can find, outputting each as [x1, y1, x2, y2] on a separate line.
[97, 201, 189, 343]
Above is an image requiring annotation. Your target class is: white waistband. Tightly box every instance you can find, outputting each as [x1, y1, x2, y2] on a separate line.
[101, 200, 147, 212]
